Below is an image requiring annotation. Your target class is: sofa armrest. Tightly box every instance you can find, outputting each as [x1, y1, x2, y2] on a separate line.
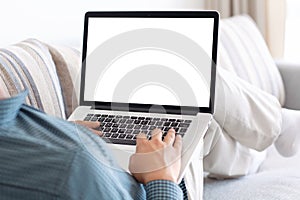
[276, 60, 300, 110]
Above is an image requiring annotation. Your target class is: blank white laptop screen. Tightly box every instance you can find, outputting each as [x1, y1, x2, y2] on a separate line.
[84, 17, 214, 108]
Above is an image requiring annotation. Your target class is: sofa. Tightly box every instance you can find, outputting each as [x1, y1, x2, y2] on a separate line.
[0, 40, 81, 119]
[203, 15, 300, 199]
[1, 15, 300, 200]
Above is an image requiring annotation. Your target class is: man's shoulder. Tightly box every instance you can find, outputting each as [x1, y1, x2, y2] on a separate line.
[18, 104, 94, 149]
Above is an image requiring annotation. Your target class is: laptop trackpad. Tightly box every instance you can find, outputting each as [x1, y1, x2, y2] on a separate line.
[109, 144, 135, 172]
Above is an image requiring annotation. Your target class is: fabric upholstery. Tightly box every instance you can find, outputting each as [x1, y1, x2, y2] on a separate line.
[276, 60, 300, 110]
[0, 39, 66, 118]
[204, 169, 300, 200]
[47, 45, 81, 118]
[218, 15, 285, 105]
[0, 39, 81, 119]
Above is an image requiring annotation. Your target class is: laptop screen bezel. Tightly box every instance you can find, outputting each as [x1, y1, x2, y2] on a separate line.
[80, 11, 219, 115]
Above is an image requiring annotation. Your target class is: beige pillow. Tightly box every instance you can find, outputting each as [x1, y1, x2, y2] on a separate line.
[47, 45, 81, 118]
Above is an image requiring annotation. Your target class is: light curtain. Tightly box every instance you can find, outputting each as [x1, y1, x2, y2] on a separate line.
[205, 0, 286, 58]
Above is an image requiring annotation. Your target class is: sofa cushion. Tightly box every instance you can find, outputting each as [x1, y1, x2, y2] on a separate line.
[204, 169, 300, 200]
[218, 15, 285, 105]
[47, 45, 81, 118]
[0, 39, 66, 118]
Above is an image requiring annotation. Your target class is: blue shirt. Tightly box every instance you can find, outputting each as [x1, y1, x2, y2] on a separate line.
[0, 91, 184, 199]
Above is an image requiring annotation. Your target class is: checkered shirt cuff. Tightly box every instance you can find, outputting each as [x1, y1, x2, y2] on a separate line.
[145, 180, 183, 200]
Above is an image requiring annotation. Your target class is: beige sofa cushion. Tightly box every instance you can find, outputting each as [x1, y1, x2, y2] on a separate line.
[47, 45, 81, 118]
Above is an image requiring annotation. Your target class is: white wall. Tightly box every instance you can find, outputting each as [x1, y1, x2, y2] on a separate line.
[0, 0, 204, 49]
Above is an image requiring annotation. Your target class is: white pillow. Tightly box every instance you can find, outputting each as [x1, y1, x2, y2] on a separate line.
[219, 15, 285, 105]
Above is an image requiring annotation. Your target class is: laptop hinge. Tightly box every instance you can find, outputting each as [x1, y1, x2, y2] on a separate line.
[91, 104, 198, 116]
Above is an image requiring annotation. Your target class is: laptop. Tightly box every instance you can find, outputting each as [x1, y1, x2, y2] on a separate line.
[68, 11, 219, 182]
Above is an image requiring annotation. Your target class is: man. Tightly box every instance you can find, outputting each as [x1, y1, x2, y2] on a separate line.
[0, 88, 186, 199]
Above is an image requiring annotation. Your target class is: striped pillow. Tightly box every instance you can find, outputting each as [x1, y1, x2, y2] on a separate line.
[0, 39, 66, 119]
[218, 15, 285, 105]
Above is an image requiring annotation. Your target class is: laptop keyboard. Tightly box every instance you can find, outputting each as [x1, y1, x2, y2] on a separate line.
[83, 113, 191, 145]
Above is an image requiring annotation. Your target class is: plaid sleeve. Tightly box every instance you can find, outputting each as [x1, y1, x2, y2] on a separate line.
[179, 179, 188, 200]
[145, 180, 183, 200]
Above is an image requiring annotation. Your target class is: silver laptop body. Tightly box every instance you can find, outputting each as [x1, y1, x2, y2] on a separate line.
[68, 11, 219, 182]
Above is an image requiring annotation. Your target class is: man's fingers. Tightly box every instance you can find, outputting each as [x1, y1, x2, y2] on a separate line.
[74, 120, 101, 129]
[136, 133, 148, 151]
[151, 128, 162, 141]
[136, 132, 147, 140]
[163, 128, 176, 145]
[173, 134, 182, 152]
[73, 121, 102, 136]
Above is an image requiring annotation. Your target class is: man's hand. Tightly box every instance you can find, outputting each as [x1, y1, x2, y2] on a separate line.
[129, 128, 182, 184]
[73, 121, 102, 136]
